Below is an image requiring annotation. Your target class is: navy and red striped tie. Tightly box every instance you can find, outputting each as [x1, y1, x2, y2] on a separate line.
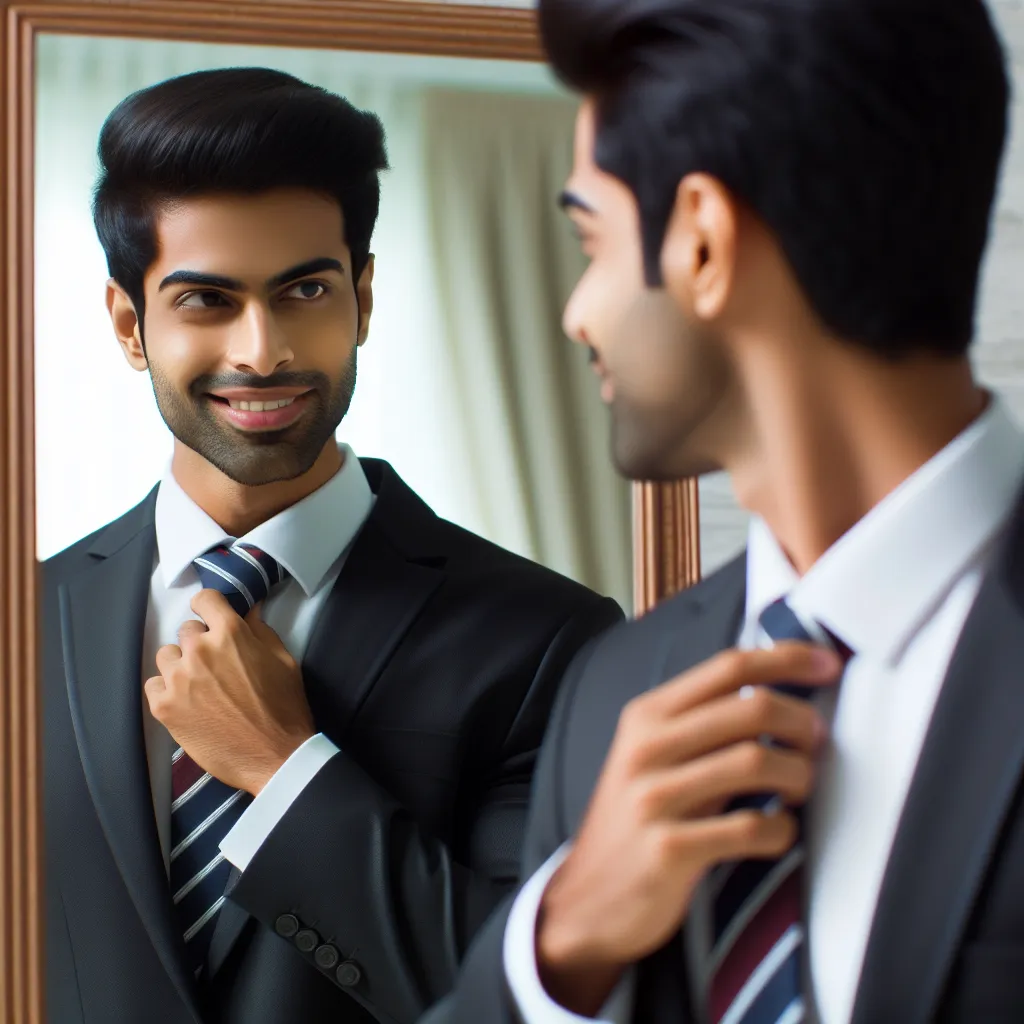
[169, 541, 285, 978]
[707, 597, 851, 1024]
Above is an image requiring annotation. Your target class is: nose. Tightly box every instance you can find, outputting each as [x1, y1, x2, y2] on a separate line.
[227, 302, 294, 376]
[562, 284, 588, 346]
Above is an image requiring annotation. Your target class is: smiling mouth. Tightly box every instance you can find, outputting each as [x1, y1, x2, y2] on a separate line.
[206, 391, 312, 431]
[210, 396, 297, 412]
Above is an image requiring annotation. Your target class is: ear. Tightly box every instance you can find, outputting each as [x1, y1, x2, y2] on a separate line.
[355, 254, 374, 347]
[358, 252, 378, 346]
[106, 279, 148, 370]
[660, 173, 738, 322]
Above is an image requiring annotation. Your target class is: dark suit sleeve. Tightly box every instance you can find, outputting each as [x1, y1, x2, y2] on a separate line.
[419, 617, 605, 1024]
[226, 596, 622, 1024]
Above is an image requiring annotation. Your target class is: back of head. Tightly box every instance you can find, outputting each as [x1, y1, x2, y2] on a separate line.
[539, 0, 1010, 358]
[92, 67, 389, 321]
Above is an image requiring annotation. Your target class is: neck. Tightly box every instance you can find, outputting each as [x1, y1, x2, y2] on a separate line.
[169, 441, 344, 537]
[726, 345, 985, 575]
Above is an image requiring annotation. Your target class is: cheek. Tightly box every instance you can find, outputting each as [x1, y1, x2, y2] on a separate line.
[291, 293, 359, 346]
[564, 262, 636, 347]
[302, 319, 359, 378]
[609, 297, 712, 408]
[162, 332, 212, 369]
[143, 312, 227, 389]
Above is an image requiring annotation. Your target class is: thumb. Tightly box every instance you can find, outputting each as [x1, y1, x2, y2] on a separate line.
[143, 675, 167, 714]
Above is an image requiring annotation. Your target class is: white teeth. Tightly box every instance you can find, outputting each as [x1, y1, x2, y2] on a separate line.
[225, 398, 297, 411]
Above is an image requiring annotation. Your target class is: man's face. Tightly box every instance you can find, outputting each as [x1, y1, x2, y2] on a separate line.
[110, 188, 372, 486]
[561, 103, 735, 481]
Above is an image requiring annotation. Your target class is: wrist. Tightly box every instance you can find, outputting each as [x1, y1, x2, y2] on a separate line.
[241, 731, 315, 796]
[241, 763, 279, 798]
[535, 870, 626, 1016]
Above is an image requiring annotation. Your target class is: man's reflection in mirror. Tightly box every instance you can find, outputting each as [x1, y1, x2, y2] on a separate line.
[42, 67, 624, 1024]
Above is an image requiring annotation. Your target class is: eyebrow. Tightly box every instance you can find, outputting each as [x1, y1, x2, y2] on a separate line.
[557, 190, 597, 216]
[158, 256, 345, 293]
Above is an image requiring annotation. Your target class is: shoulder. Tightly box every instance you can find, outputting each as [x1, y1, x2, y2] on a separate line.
[560, 584, 704, 712]
[363, 457, 622, 618]
[40, 489, 157, 588]
[567, 555, 747, 709]
[42, 526, 103, 574]
[420, 518, 628, 668]
[436, 515, 607, 599]
[565, 551, 746, 684]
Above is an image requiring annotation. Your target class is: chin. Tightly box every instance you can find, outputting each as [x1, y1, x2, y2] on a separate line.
[611, 425, 721, 483]
[612, 447, 676, 483]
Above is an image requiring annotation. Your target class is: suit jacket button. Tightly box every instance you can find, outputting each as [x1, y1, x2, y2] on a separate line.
[275, 914, 300, 938]
[336, 960, 362, 987]
[314, 944, 340, 970]
[295, 928, 319, 953]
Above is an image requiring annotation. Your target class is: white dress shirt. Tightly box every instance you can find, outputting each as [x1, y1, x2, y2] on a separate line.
[504, 397, 1024, 1024]
[141, 443, 373, 877]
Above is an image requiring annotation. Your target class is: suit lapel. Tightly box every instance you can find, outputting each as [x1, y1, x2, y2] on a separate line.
[210, 462, 446, 975]
[299, 514, 445, 738]
[636, 556, 747, 1024]
[852, 523, 1024, 1023]
[61, 490, 202, 1021]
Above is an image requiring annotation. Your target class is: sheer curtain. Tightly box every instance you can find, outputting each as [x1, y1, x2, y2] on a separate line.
[34, 36, 630, 604]
[421, 89, 632, 605]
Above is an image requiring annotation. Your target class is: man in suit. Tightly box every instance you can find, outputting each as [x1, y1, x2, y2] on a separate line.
[41, 67, 622, 1024]
[429, 0, 1024, 1022]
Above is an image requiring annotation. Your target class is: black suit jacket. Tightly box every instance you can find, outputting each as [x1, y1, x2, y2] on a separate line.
[437, 497, 1024, 1024]
[42, 458, 623, 1024]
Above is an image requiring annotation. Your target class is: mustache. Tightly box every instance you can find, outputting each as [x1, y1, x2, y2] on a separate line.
[586, 346, 599, 365]
[189, 369, 329, 397]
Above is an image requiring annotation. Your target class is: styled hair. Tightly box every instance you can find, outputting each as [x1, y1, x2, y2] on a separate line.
[539, 0, 1010, 358]
[92, 67, 389, 324]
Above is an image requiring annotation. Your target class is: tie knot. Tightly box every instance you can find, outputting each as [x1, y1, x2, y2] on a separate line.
[759, 596, 853, 666]
[192, 542, 286, 617]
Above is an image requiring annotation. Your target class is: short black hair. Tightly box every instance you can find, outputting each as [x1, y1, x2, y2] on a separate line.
[539, 0, 1010, 358]
[92, 67, 389, 325]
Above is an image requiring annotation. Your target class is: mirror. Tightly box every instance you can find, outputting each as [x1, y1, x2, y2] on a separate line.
[1, 4, 700, 1021]
[34, 34, 636, 606]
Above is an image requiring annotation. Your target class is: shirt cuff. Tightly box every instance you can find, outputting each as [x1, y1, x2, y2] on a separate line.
[220, 733, 340, 872]
[503, 843, 635, 1024]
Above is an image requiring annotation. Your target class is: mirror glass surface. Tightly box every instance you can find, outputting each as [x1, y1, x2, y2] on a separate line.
[34, 33, 633, 608]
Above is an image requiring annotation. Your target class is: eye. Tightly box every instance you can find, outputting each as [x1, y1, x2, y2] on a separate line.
[282, 280, 329, 301]
[177, 290, 230, 309]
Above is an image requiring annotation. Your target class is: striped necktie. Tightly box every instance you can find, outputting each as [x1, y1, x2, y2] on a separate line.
[707, 597, 851, 1024]
[169, 541, 286, 978]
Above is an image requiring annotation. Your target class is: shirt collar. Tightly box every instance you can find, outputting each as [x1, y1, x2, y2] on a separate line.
[154, 443, 374, 597]
[745, 396, 1024, 663]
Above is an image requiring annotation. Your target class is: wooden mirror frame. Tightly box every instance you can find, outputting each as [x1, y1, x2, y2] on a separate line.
[0, 2, 701, 1018]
